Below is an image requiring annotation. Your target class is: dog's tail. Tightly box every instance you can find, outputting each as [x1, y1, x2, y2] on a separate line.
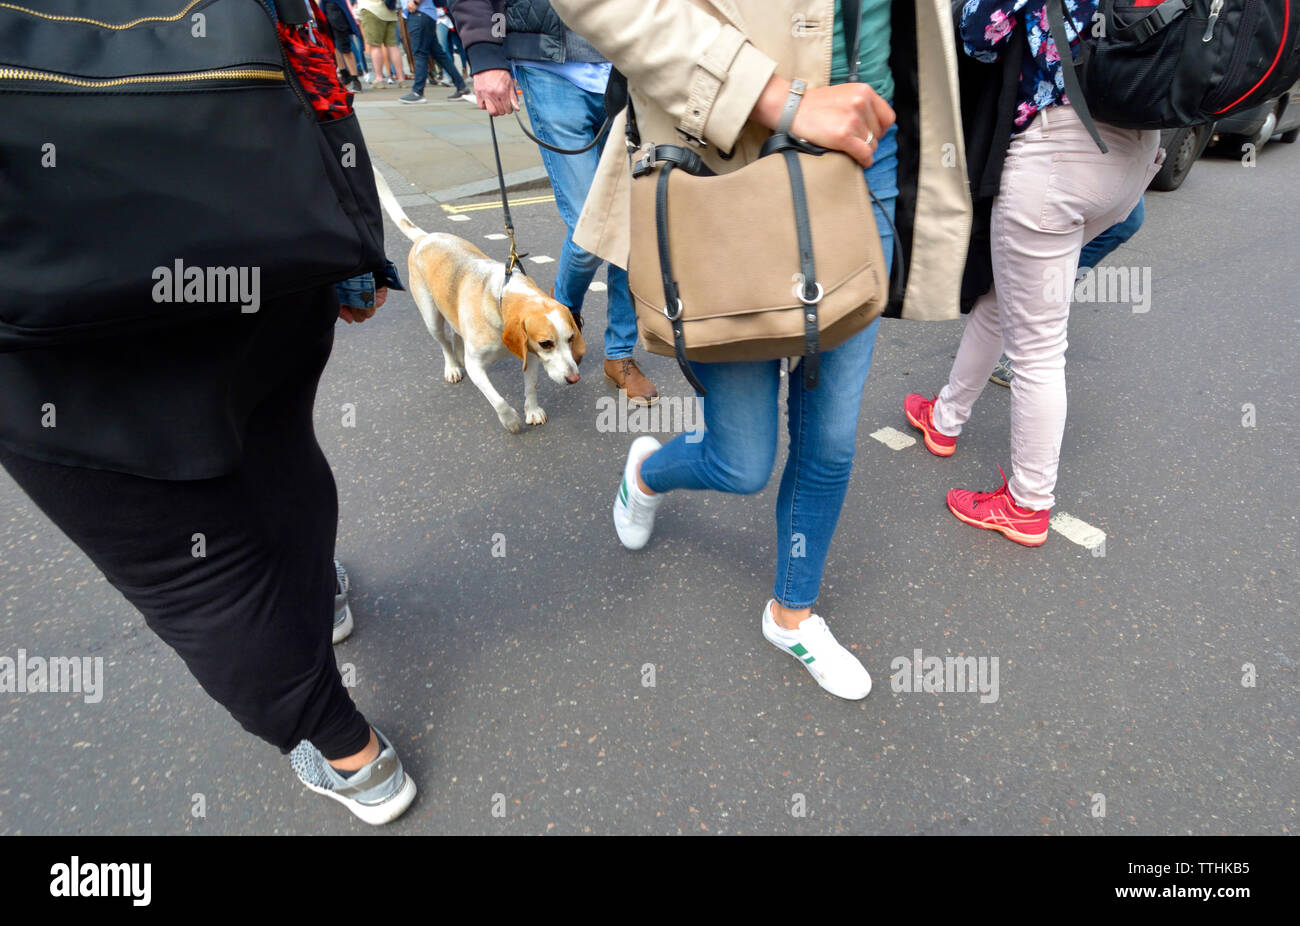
[372, 166, 427, 243]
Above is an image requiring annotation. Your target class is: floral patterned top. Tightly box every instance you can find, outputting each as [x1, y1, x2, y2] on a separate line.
[959, 0, 1097, 130]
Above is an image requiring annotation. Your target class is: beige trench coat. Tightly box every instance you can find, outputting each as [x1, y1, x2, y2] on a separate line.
[549, 0, 972, 322]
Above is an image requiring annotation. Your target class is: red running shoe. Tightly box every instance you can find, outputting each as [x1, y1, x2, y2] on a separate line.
[947, 467, 1050, 547]
[904, 393, 957, 457]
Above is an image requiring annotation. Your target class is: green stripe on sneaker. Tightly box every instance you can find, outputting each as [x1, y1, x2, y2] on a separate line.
[618, 477, 628, 505]
[790, 642, 815, 664]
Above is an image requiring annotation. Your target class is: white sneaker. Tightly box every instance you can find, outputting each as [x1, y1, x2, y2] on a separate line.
[613, 436, 663, 550]
[761, 600, 872, 700]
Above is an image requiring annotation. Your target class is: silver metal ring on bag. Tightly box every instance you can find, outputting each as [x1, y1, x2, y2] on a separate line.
[663, 298, 683, 321]
[797, 282, 824, 305]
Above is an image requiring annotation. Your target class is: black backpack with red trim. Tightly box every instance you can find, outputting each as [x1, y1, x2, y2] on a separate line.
[1050, 0, 1300, 151]
[0, 0, 386, 350]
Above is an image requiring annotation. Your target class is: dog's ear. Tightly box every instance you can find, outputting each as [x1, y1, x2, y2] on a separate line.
[569, 313, 587, 366]
[502, 307, 529, 369]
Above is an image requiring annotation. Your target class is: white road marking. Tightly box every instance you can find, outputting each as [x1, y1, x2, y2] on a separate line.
[531, 255, 554, 264]
[589, 281, 607, 292]
[869, 426, 916, 450]
[484, 233, 507, 240]
[447, 214, 470, 222]
[1049, 512, 1106, 549]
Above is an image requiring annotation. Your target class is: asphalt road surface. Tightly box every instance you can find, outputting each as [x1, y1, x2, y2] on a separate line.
[1, 145, 1296, 835]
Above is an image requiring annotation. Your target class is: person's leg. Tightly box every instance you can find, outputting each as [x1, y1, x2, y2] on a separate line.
[385, 27, 406, 82]
[406, 12, 433, 96]
[351, 34, 367, 77]
[0, 306, 370, 762]
[513, 67, 606, 316]
[638, 357, 781, 495]
[425, 21, 467, 94]
[933, 284, 1005, 431]
[435, 21, 451, 82]
[450, 29, 468, 75]
[988, 109, 1156, 510]
[1078, 195, 1144, 271]
[771, 124, 898, 618]
[602, 264, 639, 361]
[360, 11, 386, 80]
[324, 6, 358, 82]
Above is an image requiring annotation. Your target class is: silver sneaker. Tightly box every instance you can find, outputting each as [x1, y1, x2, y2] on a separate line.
[289, 728, 417, 825]
[989, 354, 1014, 388]
[333, 559, 353, 644]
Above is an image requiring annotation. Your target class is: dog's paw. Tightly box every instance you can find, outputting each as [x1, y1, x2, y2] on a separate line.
[497, 406, 523, 433]
[444, 365, 464, 384]
[525, 406, 547, 426]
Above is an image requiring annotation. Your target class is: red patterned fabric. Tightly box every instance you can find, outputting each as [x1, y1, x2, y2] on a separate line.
[277, 1, 351, 121]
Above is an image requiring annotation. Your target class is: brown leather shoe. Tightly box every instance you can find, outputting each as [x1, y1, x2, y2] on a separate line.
[604, 358, 659, 407]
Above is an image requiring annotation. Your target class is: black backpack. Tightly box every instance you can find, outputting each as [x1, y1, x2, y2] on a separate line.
[0, 0, 387, 350]
[1051, 0, 1300, 152]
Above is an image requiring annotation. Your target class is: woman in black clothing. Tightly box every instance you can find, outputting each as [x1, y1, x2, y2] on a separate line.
[0, 282, 417, 825]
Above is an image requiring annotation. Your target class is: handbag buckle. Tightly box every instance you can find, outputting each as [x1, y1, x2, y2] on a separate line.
[797, 281, 824, 305]
[632, 144, 657, 177]
[663, 298, 684, 321]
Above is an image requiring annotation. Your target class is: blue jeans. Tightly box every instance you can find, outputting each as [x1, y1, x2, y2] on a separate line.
[1079, 196, 1144, 271]
[514, 65, 638, 359]
[640, 124, 900, 609]
[440, 23, 468, 74]
[408, 11, 465, 96]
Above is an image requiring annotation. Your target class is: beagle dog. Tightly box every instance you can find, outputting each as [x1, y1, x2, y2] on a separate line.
[374, 168, 585, 432]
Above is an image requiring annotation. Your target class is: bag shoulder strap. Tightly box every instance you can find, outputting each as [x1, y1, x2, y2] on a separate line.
[1046, 0, 1107, 152]
[842, 0, 862, 82]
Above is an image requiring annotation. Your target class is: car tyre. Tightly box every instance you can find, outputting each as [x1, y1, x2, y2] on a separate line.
[1148, 124, 1212, 192]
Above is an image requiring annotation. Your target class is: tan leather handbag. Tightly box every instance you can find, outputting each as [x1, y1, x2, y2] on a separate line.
[623, 0, 897, 394]
[626, 137, 893, 393]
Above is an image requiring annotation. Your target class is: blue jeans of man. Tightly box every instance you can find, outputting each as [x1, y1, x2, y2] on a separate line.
[513, 65, 638, 360]
[639, 125, 900, 609]
[408, 11, 466, 96]
[1079, 196, 1144, 271]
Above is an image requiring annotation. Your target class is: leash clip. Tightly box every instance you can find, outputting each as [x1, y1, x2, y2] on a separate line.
[632, 144, 657, 177]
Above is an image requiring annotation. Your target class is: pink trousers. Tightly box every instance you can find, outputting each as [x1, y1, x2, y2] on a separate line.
[932, 104, 1161, 510]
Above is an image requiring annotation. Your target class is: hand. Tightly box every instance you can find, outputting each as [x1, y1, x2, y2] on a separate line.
[339, 305, 376, 324]
[406, 1, 419, 12]
[751, 76, 895, 168]
[339, 288, 383, 324]
[474, 69, 518, 116]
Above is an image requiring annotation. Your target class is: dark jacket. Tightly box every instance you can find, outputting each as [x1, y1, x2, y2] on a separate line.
[954, 24, 1027, 313]
[450, 0, 605, 74]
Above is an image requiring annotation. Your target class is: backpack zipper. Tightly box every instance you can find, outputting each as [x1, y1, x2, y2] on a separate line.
[1205, 0, 1267, 111]
[1203, 0, 1224, 41]
[0, 65, 285, 90]
[1213, 0, 1292, 113]
[0, 0, 208, 29]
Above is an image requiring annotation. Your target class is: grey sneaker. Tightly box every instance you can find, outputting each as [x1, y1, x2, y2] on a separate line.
[289, 728, 416, 825]
[333, 559, 353, 644]
[989, 354, 1014, 387]
[398, 91, 426, 104]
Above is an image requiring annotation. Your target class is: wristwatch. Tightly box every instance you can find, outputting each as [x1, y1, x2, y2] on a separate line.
[776, 78, 807, 137]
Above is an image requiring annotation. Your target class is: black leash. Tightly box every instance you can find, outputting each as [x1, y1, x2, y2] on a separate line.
[487, 72, 631, 278]
[513, 109, 613, 155]
[489, 114, 527, 279]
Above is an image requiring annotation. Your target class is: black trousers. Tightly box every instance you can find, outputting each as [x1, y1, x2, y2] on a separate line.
[0, 315, 370, 760]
